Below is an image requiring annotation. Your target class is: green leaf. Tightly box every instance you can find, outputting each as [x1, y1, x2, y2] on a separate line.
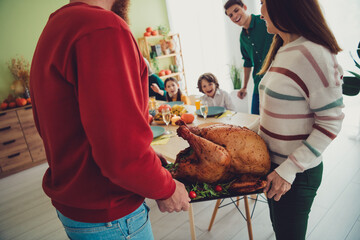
[229, 64, 242, 89]
[348, 71, 360, 79]
[350, 52, 360, 69]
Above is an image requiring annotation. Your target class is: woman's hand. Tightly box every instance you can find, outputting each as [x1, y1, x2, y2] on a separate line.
[264, 170, 291, 201]
[237, 88, 247, 99]
[151, 83, 164, 96]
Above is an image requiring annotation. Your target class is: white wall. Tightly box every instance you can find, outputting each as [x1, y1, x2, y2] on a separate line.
[318, 0, 360, 73]
[166, 0, 233, 96]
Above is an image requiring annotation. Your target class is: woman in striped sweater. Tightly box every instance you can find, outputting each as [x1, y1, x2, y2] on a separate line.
[258, 0, 344, 239]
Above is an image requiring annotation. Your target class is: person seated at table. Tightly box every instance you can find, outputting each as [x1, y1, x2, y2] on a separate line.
[197, 72, 235, 111]
[144, 57, 167, 100]
[164, 77, 191, 105]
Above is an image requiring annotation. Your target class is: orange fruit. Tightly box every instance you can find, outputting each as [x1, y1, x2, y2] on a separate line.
[1, 102, 8, 110]
[180, 113, 195, 124]
[16, 98, 27, 107]
[9, 102, 16, 108]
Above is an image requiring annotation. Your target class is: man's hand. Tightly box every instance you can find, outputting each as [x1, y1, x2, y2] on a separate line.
[237, 88, 247, 99]
[156, 152, 168, 167]
[156, 179, 191, 212]
[264, 170, 291, 201]
[151, 83, 164, 96]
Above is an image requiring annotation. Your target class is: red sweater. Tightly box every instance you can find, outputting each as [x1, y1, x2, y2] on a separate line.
[30, 2, 175, 222]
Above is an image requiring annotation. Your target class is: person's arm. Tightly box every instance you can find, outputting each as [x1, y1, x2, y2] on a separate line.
[238, 67, 252, 99]
[75, 27, 176, 200]
[150, 75, 166, 96]
[238, 41, 253, 99]
[151, 83, 164, 96]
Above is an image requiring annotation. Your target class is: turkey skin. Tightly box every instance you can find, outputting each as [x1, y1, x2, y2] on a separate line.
[171, 121, 270, 188]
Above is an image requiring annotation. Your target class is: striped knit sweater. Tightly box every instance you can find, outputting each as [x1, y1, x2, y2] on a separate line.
[258, 37, 344, 184]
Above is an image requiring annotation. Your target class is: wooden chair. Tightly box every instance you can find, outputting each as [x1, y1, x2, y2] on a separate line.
[207, 193, 267, 240]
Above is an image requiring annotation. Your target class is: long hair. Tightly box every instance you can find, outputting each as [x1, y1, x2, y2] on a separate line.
[164, 77, 182, 102]
[197, 73, 220, 93]
[258, 0, 341, 75]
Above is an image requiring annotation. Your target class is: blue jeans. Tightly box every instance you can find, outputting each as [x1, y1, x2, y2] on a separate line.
[56, 202, 154, 240]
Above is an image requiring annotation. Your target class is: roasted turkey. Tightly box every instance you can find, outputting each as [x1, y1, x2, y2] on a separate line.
[168, 121, 270, 192]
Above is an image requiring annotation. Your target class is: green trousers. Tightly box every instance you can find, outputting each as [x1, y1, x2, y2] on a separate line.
[268, 162, 323, 240]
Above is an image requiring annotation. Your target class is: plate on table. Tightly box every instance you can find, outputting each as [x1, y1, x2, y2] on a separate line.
[151, 126, 165, 138]
[196, 106, 226, 118]
[168, 101, 184, 107]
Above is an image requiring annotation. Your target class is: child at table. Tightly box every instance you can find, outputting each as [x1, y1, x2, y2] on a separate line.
[164, 77, 191, 105]
[197, 73, 235, 111]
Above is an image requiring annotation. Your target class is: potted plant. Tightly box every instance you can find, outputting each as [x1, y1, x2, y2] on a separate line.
[343, 41, 360, 96]
[150, 51, 160, 73]
[7, 56, 30, 98]
[229, 64, 242, 90]
[157, 25, 170, 36]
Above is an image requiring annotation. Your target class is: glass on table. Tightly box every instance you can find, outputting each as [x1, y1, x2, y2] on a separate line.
[200, 102, 208, 120]
[149, 97, 157, 116]
[195, 99, 201, 111]
[162, 108, 172, 135]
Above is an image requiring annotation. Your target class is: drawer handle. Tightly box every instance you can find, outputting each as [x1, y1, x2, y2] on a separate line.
[8, 152, 20, 158]
[0, 112, 6, 117]
[3, 139, 16, 145]
[0, 126, 11, 132]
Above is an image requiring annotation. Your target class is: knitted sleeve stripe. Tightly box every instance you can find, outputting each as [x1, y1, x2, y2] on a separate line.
[314, 113, 345, 121]
[310, 97, 344, 112]
[261, 106, 314, 119]
[261, 106, 344, 121]
[302, 140, 321, 157]
[260, 125, 310, 141]
[289, 154, 305, 171]
[313, 123, 337, 140]
[280, 45, 330, 87]
[269, 150, 288, 159]
[269, 67, 309, 97]
[259, 84, 305, 101]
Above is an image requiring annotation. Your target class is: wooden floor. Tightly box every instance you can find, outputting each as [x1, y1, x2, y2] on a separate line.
[0, 95, 359, 240]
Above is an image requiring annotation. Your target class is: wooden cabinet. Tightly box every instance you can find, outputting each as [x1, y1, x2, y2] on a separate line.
[0, 106, 46, 178]
[138, 33, 188, 94]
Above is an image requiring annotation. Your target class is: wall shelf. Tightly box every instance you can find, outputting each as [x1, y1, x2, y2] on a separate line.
[138, 33, 187, 94]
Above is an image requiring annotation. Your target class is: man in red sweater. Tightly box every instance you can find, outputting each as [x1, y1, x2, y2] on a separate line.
[30, 0, 190, 239]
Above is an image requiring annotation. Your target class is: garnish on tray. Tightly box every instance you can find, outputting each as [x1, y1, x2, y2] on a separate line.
[185, 181, 234, 201]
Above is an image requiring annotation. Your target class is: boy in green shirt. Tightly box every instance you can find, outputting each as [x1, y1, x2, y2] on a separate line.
[224, 0, 273, 114]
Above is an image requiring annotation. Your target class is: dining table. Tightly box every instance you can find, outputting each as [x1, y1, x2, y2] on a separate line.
[150, 102, 260, 240]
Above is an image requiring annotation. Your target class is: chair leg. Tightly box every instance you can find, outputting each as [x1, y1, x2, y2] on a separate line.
[244, 195, 254, 240]
[208, 199, 222, 231]
[236, 196, 240, 206]
[188, 204, 197, 240]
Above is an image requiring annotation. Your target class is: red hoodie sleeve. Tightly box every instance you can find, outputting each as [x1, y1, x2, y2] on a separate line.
[74, 25, 175, 200]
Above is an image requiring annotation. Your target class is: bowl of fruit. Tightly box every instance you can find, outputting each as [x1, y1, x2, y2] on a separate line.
[153, 104, 172, 125]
